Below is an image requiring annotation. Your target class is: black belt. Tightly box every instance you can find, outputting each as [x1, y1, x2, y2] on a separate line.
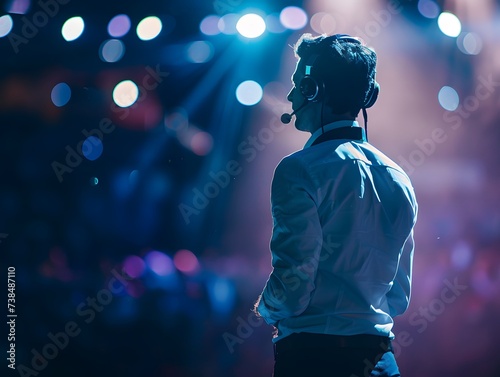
[274, 333, 393, 356]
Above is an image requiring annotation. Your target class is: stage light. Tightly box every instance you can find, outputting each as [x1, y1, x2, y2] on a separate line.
[145, 251, 174, 276]
[417, 0, 440, 19]
[123, 255, 145, 278]
[457, 32, 483, 55]
[174, 249, 200, 275]
[236, 13, 266, 39]
[0, 15, 13, 38]
[186, 41, 214, 63]
[113, 80, 139, 108]
[200, 15, 220, 36]
[61, 16, 85, 41]
[51, 82, 71, 107]
[99, 39, 125, 63]
[236, 80, 263, 106]
[136, 16, 162, 41]
[437, 12, 461, 38]
[82, 136, 103, 161]
[107, 14, 131, 38]
[438, 86, 459, 111]
[310, 12, 336, 34]
[280, 6, 308, 30]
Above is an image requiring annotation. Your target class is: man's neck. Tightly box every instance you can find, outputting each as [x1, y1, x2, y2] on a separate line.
[310, 113, 356, 134]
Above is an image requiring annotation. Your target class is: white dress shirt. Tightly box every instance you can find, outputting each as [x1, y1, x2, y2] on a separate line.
[257, 120, 418, 342]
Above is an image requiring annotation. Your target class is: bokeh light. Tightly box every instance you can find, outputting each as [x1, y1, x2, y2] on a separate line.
[451, 242, 473, 270]
[107, 14, 131, 38]
[82, 136, 103, 161]
[417, 0, 440, 19]
[145, 251, 174, 276]
[186, 41, 214, 63]
[0, 14, 13, 38]
[236, 13, 266, 39]
[218, 13, 238, 35]
[236, 80, 263, 106]
[190, 131, 213, 156]
[136, 16, 162, 41]
[173, 249, 200, 274]
[112, 80, 139, 108]
[51, 82, 71, 107]
[438, 85, 459, 111]
[211, 278, 232, 303]
[437, 12, 461, 38]
[61, 16, 85, 42]
[265, 13, 286, 33]
[207, 277, 236, 318]
[310, 12, 336, 34]
[164, 107, 189, 132]
[199, 15, 220, 36]
[175, 123, 213, 156]
[280, 6, 308, 30]
[457, 32, 483, 55]
[123, 255, 146, 278]
[99, 39, 125, 63]
[6, 0, 30, 14]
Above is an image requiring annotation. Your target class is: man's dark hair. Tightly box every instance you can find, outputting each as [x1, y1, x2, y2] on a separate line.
[294, 33, 377, 116]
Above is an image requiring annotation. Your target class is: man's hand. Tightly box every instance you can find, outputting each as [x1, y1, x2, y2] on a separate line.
[253, 295, 262, 317]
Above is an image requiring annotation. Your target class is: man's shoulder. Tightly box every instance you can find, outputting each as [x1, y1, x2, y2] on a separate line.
[358, 143, 410, 175]
[275, 142, 412, 177]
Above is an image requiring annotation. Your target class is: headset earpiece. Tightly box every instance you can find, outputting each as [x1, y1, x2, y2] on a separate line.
[298, 53, 323, 102]
[363, 80, 380, 109]
[299, 75, 324, 102]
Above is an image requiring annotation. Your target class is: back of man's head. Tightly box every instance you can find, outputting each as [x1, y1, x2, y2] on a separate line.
[294, 34, 377, 117]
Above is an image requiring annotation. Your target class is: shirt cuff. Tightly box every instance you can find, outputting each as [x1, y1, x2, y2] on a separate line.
[257, 296, 278, 326]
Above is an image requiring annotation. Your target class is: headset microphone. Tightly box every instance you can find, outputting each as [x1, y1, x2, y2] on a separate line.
[281, 101, 309, 124]
[280, 113, 293, 124]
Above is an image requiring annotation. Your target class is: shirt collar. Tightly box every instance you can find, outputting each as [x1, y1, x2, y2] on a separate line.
[304, 120, 361, 149]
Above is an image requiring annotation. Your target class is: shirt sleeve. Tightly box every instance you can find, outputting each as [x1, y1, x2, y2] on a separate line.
[386, 230, 415, 317]
[257, 156, 323, 325]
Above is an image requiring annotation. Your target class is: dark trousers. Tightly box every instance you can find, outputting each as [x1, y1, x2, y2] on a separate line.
[273, 333, 401, 377]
